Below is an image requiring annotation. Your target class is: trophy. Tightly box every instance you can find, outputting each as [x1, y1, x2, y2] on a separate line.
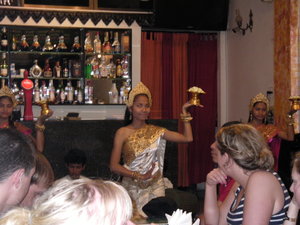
[188, 86, 206, 107]
[36, 99, 50, 116]
[289, 96, 300, 111]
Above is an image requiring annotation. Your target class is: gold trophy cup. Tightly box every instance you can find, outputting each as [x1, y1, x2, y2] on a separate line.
[188, 86, 206, 107]
[289, 96, 300, 111]
[36, 99, 50, 116]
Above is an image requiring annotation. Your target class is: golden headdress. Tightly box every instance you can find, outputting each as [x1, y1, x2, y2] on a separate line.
[249, 93, 269, 111]
[0, 86, 17, 108]
[126, 82, 152, 107]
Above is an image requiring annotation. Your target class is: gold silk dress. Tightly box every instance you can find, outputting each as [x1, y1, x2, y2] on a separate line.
[121, 124, 167, 217]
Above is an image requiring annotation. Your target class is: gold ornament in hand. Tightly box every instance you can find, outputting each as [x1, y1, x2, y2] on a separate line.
[289, 96, 300, 111]
[36, 100, 50, 116]
[188, 86, 206, 107]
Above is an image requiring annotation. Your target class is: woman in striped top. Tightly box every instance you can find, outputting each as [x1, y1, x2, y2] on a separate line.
[204, 124, 290, 225]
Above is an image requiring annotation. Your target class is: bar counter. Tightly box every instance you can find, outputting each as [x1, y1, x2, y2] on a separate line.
[23, 119, 179, 185]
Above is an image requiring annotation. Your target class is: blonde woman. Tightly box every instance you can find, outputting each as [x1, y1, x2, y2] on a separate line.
[204, 124, 290, 225]
[0, 179, 134, 225]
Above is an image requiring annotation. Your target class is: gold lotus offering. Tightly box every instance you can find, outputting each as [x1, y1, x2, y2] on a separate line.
[188, 86, 206, 107]
[36, 99, 51, 116]
[289, 96, 300, 111]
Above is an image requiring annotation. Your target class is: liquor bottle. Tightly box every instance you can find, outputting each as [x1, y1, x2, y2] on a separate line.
[121, 56, 129, 78]
[48, 79, 56, 103]
[42, 34, 54, 52]
[74, 80, 83, 104]
[62, 58, 69, 78]
[112, 32, 121, 53]
[29, 59, 42, 78]
[99, 55, 108, 78]
[84, 32, 93, 53]
[93, 31, 101, 54]
[1, 27, 8, 51]
[31, 34, 41, 51]
[56, 34, 68, 52]
[71, 35, 82, 52]
[108, 82, 119, 104]
[0, 53, 8, 77]
[91, 56, 100, 78]
[102, 31, 112, 54]
[72, 60, 81, 78]
[43, 58, 53, 78]
[56, 80, 66, 104]
[116, 58, 123, 77]
[10, 63, 16, 77]
[65, 81, 74, 104]
[11, 35, 17, 51]
[108, 59, 116, 79]
[39, 80, 48, 101]
[121, 31, 130, 53]
[84, 80, 93, 104]
[19, 34, 29, 51]
[119, 81, 126, 104]
[33, 79, 40, 103]
[53, 60, 62, 78]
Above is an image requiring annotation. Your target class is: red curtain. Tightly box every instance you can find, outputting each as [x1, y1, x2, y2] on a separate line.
[187, 34, 217, 184]
[141, 31, 217, 185]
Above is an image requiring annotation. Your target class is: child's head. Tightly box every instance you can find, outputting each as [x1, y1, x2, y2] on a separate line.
[64, 149, 87, 179]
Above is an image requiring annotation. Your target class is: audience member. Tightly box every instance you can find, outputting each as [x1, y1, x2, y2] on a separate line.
[62, 148, 87, 180]
[283, 152, 300, 225]
[0, 178, 134, 225]
[204, 124, 290, 225]
[19, 152, 54, 208]
[0, 128, 36, 214]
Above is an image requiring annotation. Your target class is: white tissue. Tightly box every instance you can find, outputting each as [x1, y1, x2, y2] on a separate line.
[165, 209, 200, 225]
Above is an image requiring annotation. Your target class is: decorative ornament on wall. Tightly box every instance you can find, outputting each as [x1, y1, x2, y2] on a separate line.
[232, 9, 253, 35]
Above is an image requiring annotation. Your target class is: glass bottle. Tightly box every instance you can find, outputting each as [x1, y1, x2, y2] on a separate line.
[42, 34, 54, 52]
[102, 31, 112, 54]
[65, 81, 74, 104]
[53, 60, 62, 78]
[121, 56, 129, 78]
[19, 34, 29, 51]
[112, 32, 121, 53]
[39, 80, 48, 101]
[62, 58, 69, 78]
[1, 27, 8, 51]
[71, 35, 82, 52]
[56, 34, 68, 52]
[91, 56, 100, 78]
[84, 32, 93, 53]
[119, 81, 126, 104]
[72, 60, 81, 78]
[93, 31, 101, 54]
[74, 80, 83, 104]
[33, 79, 40, 103]
[0, 53, 8, 77]
[11, 35, 17, 51]
[48, 79, 56, 103]
[43, 58, 53, 78]
[108, 82, 119, 104]
[99, 55, 108, 78]
[31, 34, 41, 51]
[116, 58, 123, 77]
[108, 59, 116, 79]
[121, 31, 130, 53]
[29, 59, 42, 78]
[56, 80, 66, 104]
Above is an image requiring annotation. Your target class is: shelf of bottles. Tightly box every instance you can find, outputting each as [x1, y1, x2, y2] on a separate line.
[0, 26, 132, 105]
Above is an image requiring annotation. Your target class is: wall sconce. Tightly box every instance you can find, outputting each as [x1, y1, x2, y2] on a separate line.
[232, 9, 253, 35]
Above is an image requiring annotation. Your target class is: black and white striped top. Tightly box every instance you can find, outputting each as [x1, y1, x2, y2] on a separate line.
[227, 171, 291, 225]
